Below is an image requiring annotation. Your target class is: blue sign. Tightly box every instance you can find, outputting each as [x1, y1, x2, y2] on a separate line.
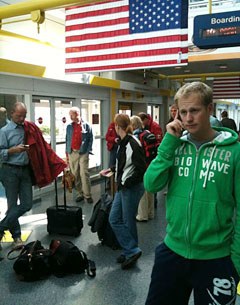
[193, 10, 240, 49]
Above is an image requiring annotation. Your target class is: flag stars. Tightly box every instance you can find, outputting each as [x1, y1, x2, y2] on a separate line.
[129, 0, 182, 33]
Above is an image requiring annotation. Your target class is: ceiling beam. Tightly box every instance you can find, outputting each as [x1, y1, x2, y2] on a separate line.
[168, 71, 240, 80]
[0, 0, 112, 19]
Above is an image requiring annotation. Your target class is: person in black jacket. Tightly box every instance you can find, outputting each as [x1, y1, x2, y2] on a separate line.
[109, 114, 146, 270]
[221, 110, 237, 132]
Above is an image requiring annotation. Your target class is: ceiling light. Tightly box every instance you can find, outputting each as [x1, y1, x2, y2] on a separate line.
[218, 65, 228, 69]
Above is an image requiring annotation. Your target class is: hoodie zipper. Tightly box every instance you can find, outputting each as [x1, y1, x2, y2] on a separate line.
[184, 141, 217, 257]
[185, 148, 199, 256]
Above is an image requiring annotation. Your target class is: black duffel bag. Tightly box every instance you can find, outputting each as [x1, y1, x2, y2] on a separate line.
[49, 240, 96, 278]
[8, 240, 51, 281]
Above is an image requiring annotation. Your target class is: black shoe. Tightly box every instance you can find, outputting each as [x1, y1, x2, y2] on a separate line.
[121, 251, 142, 270]
[75, 195, 84, 202]
[116, 254, 126, 264]
[86, 197, 93, 204]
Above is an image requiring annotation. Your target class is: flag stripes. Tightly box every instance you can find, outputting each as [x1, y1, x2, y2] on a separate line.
[213, 77, 240, 99]
[65, 0, 188, 73]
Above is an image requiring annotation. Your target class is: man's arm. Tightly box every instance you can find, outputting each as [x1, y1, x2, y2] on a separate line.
[144, 115, 184, 193]
[87, 123, 93, 153]
[144, 132, 181, 193]
[0, 129, 28, 162]
[230, 146, 240, 276]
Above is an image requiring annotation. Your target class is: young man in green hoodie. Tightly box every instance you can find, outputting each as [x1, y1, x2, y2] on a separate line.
[144, 82, 240, 305]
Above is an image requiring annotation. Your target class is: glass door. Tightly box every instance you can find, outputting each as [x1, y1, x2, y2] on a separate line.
[33, 97, 102, 176]
[81, 99, 101, 174]
[54, 100, 72, 160]
[32, 97, 73, 160]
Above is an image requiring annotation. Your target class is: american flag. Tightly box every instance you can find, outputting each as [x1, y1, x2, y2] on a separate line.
[213, 77, 240, 99]
[65, 0, 188, 73]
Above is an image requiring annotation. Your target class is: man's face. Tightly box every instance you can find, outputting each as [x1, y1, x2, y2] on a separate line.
[142, 118, 149, 127]
[170, 107, 177, 119]
[69, 110, 79, 122]
[178, 93, 212, 140]
[11, 107, 27, 125]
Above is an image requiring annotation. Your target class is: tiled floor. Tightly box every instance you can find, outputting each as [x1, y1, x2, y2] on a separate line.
[0, 180, 239, 305]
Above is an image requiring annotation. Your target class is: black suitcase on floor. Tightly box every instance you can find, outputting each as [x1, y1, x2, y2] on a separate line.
[46, 177, 83, 237]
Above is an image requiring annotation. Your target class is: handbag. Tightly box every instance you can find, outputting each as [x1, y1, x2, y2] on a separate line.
[8, 240, 51, 281]
[49, 240, 96, 278]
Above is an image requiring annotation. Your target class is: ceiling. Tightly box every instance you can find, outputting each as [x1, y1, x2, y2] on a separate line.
[0, 0, 239, 80]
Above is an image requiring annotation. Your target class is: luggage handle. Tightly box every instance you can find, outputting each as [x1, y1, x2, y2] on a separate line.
[55, 172, 67, 210]
[55, 178, 58, 207]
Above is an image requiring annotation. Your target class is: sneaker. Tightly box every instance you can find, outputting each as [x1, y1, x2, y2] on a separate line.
[116, 254, 126, 264]
[75, 195, 84, 202]
[121, 251, 142, 270]
[12, 237, 23, 249]
[86, 197, 93, 204]
[136, 216, 148, 222]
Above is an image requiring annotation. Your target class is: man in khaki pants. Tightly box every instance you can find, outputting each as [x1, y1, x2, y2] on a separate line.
[65, 107, 93, 203]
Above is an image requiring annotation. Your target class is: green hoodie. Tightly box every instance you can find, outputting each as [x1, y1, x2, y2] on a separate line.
[144, 127, 240, 275]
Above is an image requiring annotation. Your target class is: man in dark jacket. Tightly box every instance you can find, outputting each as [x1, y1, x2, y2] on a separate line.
[221, 110, 237, 132]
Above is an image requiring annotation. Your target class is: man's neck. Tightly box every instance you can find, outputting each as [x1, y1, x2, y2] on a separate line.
[189, 129, 218, 143]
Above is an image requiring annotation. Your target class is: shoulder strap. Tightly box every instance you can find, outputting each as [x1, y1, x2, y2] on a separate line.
[7, 245, 25, 260]
[87, 259, 96, 277]
[80, 250, 96, 278]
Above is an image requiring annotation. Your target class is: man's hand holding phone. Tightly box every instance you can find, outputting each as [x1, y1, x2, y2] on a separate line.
[166, 110, 184, 138]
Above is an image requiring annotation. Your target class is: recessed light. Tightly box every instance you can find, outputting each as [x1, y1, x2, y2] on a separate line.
[218, 65, 228, 69]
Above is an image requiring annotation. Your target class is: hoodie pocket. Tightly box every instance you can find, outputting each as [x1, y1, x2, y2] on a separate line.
[165, 196, 188, 242]
[190, 199, 233, 248]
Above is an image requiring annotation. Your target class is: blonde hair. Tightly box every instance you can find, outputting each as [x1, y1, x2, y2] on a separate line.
[174, 82, 212, 107]
[130, 115, 143, 130]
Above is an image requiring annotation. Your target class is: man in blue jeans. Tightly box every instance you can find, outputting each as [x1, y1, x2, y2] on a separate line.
[0, 102, 33, 251]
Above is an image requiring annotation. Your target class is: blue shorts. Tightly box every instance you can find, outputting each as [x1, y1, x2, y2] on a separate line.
[145, 243, 239, 305]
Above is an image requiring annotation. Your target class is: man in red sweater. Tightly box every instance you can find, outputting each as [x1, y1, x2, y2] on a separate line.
[137, 112, 163, 146]
[138, 112, 163, 209]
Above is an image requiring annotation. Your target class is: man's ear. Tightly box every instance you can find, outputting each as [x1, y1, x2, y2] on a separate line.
[208, 103, 214, 114]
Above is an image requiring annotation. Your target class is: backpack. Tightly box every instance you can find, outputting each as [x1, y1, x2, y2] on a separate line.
[139, 130, 158, 165]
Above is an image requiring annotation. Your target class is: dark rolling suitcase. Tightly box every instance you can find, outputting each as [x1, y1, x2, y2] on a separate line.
[46, 177, 83, 237]
[88, 174, 120, 250]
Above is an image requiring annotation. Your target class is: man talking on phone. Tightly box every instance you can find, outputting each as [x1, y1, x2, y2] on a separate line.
[144, 82, 240, 305]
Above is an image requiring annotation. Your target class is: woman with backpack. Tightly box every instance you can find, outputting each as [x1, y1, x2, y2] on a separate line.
[109, 114, 146, 270]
